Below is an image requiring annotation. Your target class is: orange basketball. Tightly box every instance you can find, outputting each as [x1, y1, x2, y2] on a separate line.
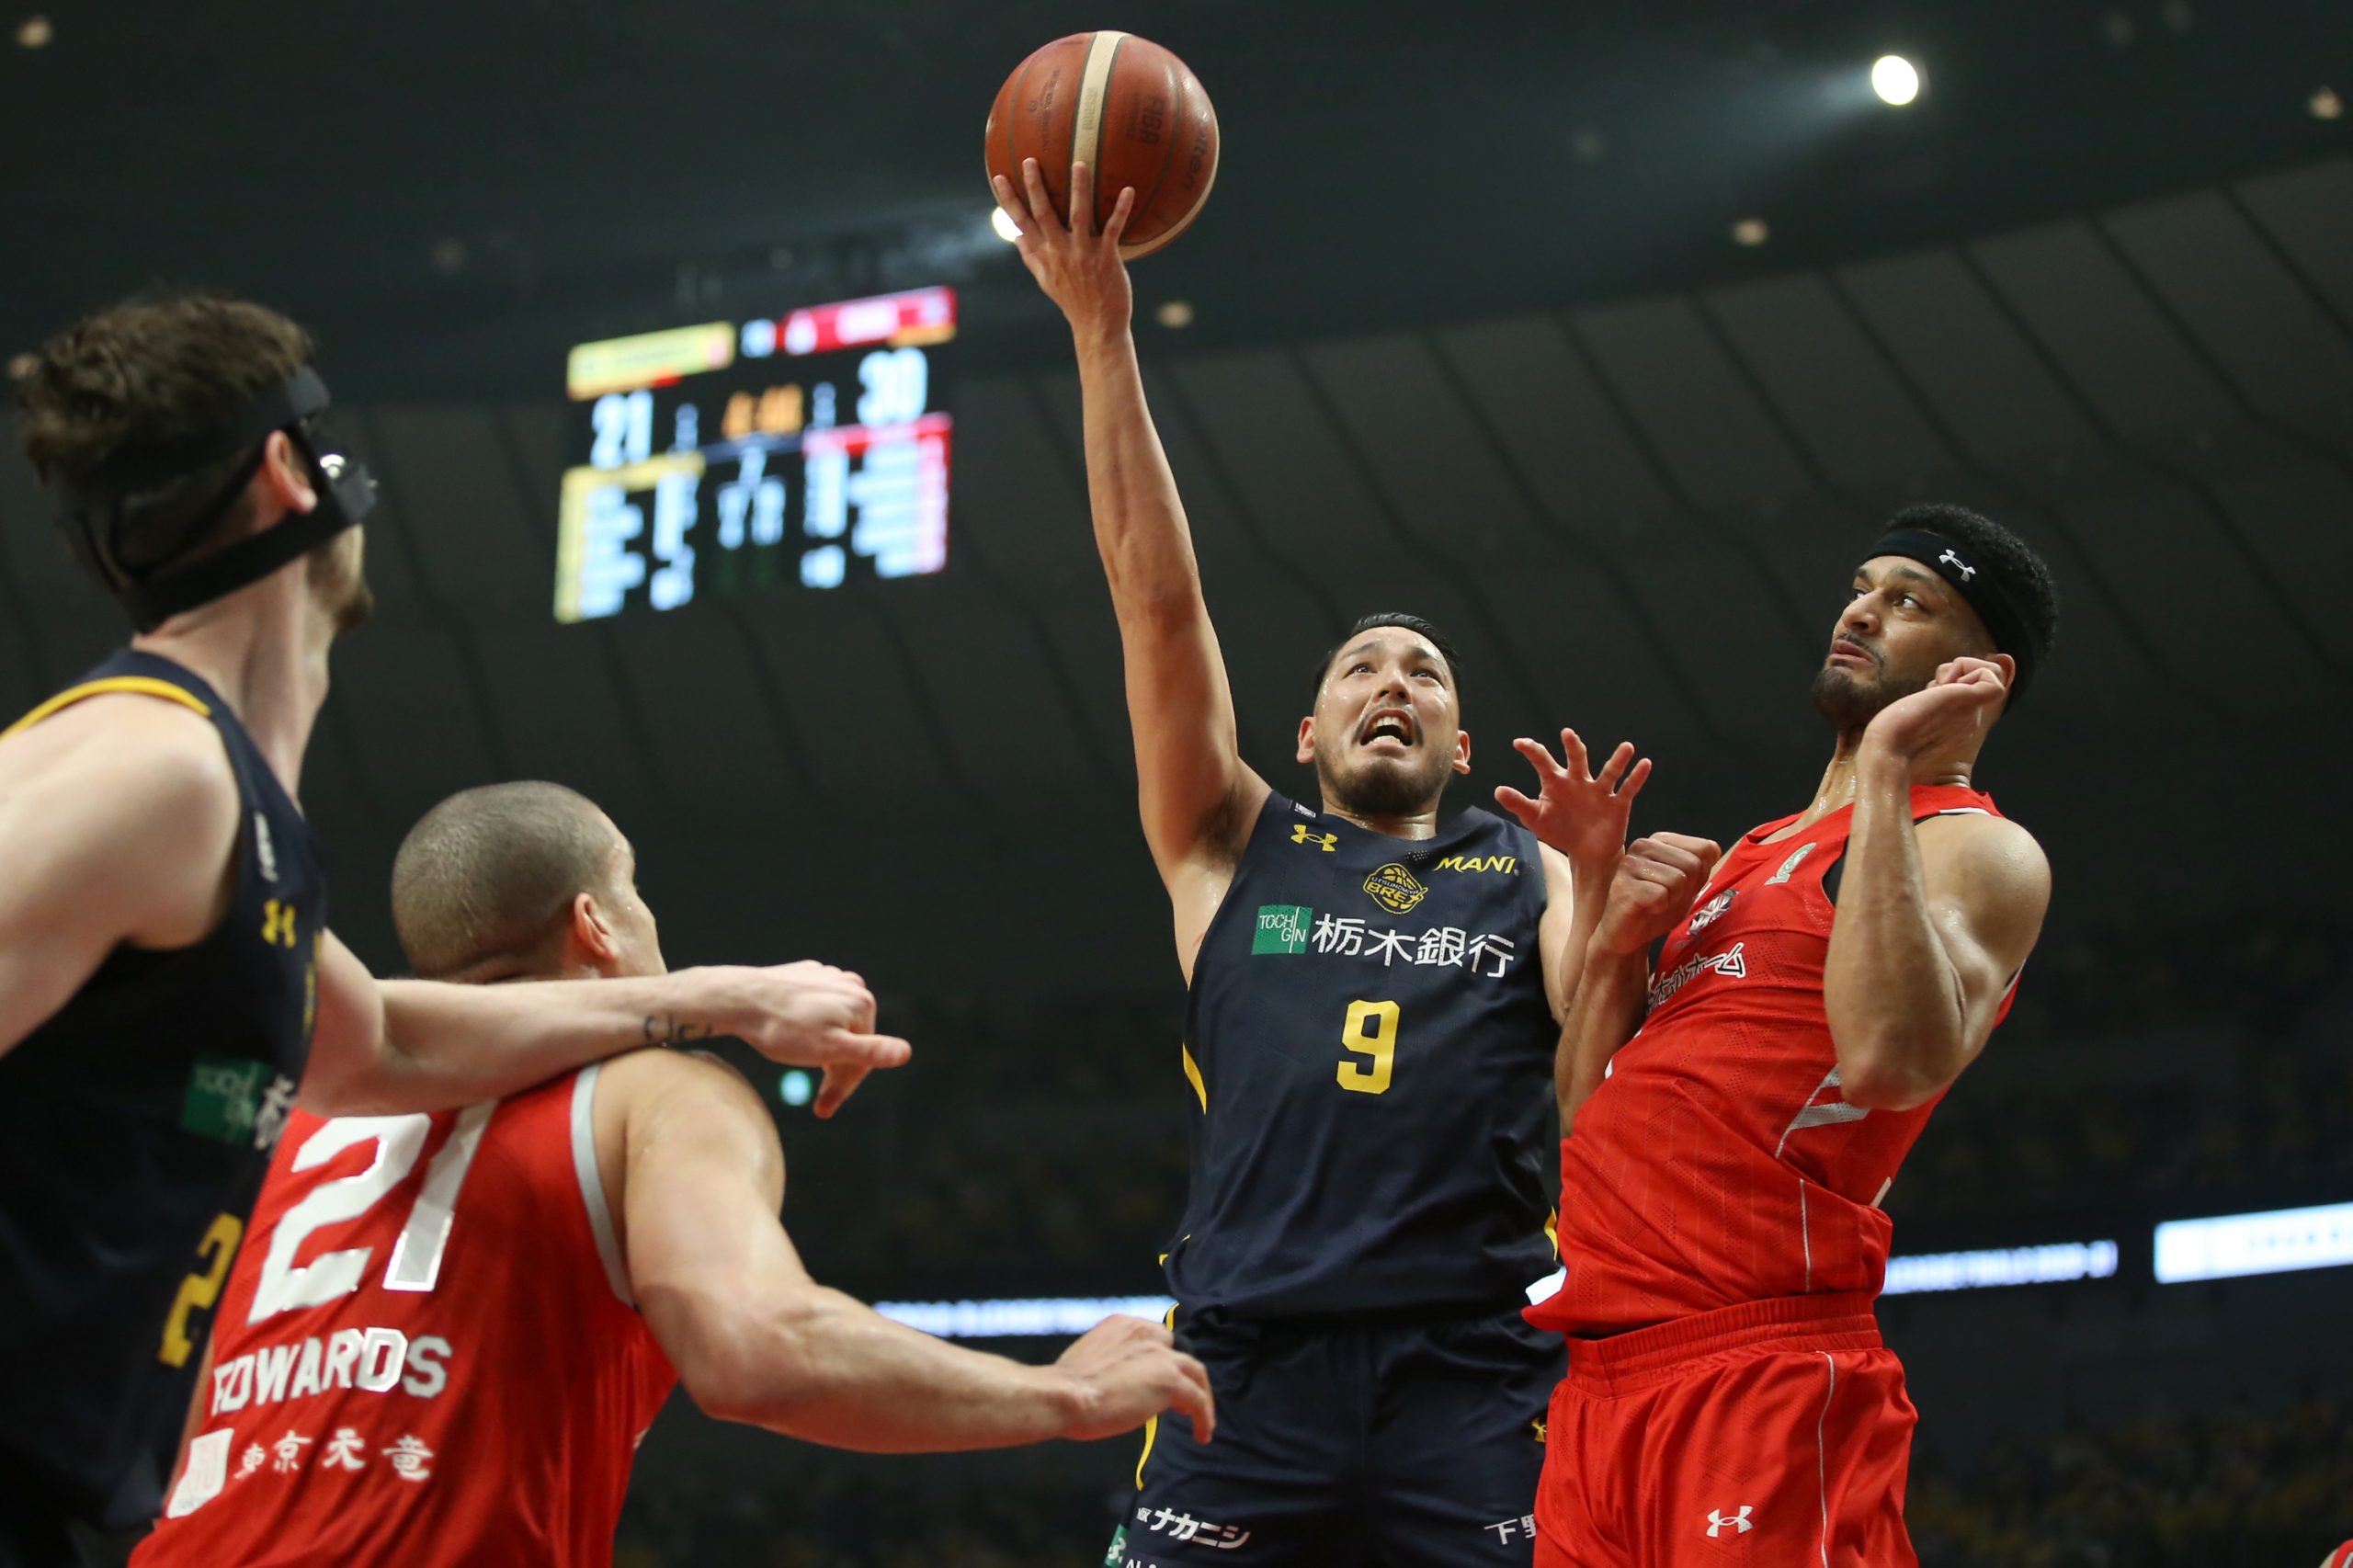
[984, 31, 1220, 260]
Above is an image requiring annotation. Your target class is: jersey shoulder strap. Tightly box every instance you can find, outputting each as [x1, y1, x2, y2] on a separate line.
[5, 670, 212, 737]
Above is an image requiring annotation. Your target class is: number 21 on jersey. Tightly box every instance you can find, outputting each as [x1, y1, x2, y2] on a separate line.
[1337, 999, 1401, 1096]
[249, 1105, 494, 1325]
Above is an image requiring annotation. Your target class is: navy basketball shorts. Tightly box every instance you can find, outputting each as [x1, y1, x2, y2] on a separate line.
[1110, 1306, 1563, 1568]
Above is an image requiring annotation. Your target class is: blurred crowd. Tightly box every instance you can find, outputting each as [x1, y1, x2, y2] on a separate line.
[1910, 1394, 2353, 1567]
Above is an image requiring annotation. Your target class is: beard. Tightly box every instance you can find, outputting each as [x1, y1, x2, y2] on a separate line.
[1318, 742, 1454, 819]
[1810, 661, 1927, 733]
[308, 530, 374, 637]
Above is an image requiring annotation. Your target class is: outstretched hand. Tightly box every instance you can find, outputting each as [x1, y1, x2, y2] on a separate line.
[1495, 730, 1653, 876]
[992, 156, 1136, 343]
[689, 961, 912, 1119]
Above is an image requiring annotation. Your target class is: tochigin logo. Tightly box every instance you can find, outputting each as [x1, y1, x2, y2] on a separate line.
[1362, 862, 1428, 915]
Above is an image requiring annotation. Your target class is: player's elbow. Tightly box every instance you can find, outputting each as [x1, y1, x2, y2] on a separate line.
[666, 1300, 833, 1434]
[1833, 1040, 1953, 1113]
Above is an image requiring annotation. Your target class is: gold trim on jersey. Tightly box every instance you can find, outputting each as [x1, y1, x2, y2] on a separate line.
[4, 676, 211, 738]
[1180, 1043, 1207, 1112]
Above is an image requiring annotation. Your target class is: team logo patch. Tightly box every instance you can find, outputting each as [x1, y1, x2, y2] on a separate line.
[1765, 842, 1818, 886]
[1252, 904, 1313, 955]
[1290, 824, 1337, 852]
[1102, 1524, 1128, 1566]
[181, 1058, 269, 1147]
[1688, 889, 1736, 936]
[1362, 861, 1428, 915]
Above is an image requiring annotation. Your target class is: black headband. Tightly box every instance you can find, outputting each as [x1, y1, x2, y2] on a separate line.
[53, 368, 377, 632]
[1869, 527, 2039, 705]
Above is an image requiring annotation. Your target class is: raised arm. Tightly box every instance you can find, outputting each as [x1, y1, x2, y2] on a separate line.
[300, 939, 910, 1119]
[995, 159, 1268, 903]
[1554, 834, 1722, 1128]
[1825, 659, 2051, 1111]
[608, 1050, 1213, 1452]
[1496, 729, 1656, 1022]
[0, 697, 242, 1060]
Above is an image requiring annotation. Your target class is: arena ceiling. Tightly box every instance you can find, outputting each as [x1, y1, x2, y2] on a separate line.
[4, 0, 2347, 392]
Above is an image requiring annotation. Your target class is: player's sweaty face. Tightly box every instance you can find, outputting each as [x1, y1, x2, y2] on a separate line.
[1306, 631, 1462, 817]
[1810, 555, 1991, 730]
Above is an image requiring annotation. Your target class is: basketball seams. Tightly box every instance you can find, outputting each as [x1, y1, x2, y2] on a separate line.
[1123, 49, 1187, 247]
[1120, 71, 1219, 260]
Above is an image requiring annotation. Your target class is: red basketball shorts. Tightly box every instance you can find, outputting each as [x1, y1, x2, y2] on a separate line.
[1532, 1292, 1917, 1567]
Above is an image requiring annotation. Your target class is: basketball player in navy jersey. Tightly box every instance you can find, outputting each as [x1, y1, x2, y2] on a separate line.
[0, 293, 910, 1566]
[996, 161, 1643, 1565]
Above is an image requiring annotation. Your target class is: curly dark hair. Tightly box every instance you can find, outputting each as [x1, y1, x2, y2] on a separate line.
[15, 290, 313, 579]
[1884, 502, 2060, 675]
[1310, 611, 1465, 710]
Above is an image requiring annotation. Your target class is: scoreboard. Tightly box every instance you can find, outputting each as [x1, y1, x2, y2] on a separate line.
[553, 286, 954, 623]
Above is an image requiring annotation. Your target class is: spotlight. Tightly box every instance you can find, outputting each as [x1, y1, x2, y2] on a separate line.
[2313, 86, 2344, 121]
[1154, 300, 1196, 329]
[779, 1070, 813, 1108]
[1731, 217, 1770, 247]
[1871, 54, 1921, 107]
[990, 207, 1022, 243]
[16, 14, 51, 47]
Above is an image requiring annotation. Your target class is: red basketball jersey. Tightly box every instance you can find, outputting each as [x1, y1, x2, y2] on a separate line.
[1530, 786, 2016, 1339]
[134, 1062, 674, 1567]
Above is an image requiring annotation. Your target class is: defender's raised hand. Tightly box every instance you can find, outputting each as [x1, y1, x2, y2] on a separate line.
[992, 156, 1136, 343]
[1496, 730, 1653, 876]
[1859, 656, 2008, 766]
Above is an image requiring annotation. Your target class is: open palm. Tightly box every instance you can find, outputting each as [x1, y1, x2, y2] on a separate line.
[1495, 730, 1653, 872]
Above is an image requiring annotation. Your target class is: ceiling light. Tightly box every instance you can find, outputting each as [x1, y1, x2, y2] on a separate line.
[16, 14, 51, 47]
[1731, 217, 1769, 247]
[990, 207, 1022, 243]
[1871, 55, 1920, 107]
[1154, 301, 1195, 329]
[2313, 86, 2344, 121]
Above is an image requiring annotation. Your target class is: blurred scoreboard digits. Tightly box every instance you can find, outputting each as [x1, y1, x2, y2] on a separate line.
[553, 286, 956, 623]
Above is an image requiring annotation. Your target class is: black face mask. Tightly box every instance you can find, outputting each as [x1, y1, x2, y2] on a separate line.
[56, 367, 380, 632]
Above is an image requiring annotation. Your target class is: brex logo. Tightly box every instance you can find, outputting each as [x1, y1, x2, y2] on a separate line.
[1362, 862, 1427, 915]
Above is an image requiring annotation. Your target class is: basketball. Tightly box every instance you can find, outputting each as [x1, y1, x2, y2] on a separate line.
[984, 31, 1220, 259]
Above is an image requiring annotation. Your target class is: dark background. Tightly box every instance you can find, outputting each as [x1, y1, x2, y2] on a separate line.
[6, 2, 2351, 1562]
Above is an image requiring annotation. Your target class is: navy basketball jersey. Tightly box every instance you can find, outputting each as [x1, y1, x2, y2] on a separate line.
[0, 651, 327, 1531]
[1165, 792, 1559, 1320]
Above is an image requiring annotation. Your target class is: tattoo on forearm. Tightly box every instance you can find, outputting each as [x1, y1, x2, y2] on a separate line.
[642, 1014, 709, 1048]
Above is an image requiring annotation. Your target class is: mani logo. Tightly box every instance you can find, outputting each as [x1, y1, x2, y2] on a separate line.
[1705, 1506, 1755, 1538]
[1361, 862, 1428, 915]
[1436, 854, 1518, 875]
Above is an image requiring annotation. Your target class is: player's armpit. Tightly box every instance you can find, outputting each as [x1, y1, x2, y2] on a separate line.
[0, 699, 239, 1059]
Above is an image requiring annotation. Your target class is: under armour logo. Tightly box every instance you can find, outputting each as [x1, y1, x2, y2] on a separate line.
[1706, 1506, 1755, 1538]
[1290, 824, 1337, 852]
[1938, 548, 1976, 582]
